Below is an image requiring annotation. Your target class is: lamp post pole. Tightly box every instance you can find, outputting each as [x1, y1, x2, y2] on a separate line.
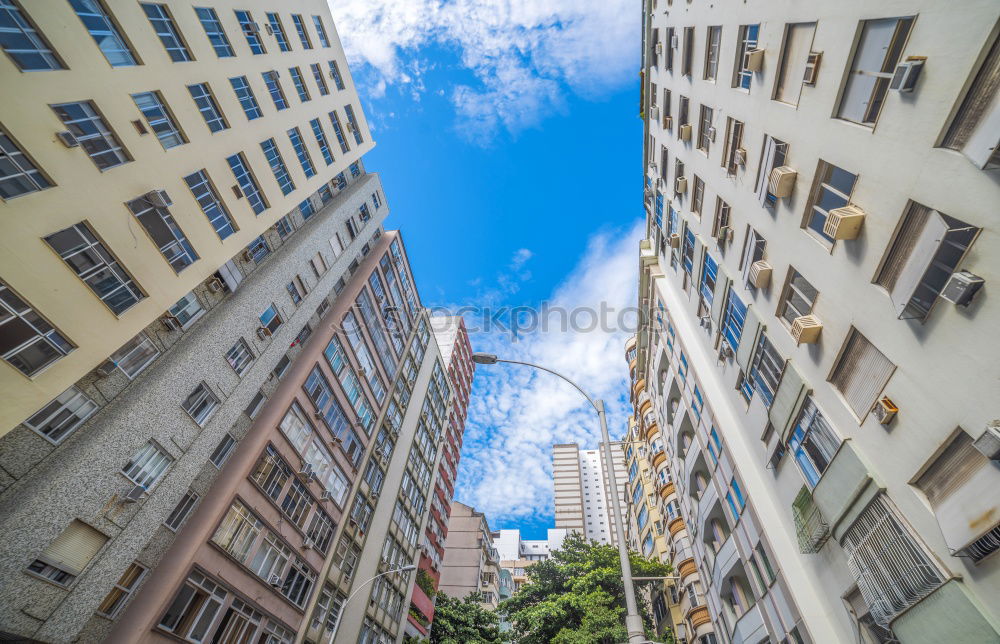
[326, 564, 416, 644]
[471, 353, 646, 643]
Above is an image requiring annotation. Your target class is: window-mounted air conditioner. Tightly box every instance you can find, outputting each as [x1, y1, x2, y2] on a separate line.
[767, 166, 797, 199]
[663, 115, 673, 129]
[748, 260, 772, 288]
[655, 42, 663, 55]
[144, 190, 172, 208]
[744, 48, 765, 72]
[313, 410, 325, 420]
[790, 314, 822, 344]
[321, 490, 335, 502]
[268, 574, 283, 587]
[302, 537, 314, 549]
[650, 105, 660, 122]
[671, 34, 679, 49]
[56, 131, 79, 147]
[346, 121, 357, 133]
[649, 162, 658, 175]
[669, 233, 681, 248]
[717, 225, 733, 242]
[719, 340, 734, 360]
[247, 22, 260, 34]
[803, 51, 822, 85]
[256, 326, 272, 340]
[939, 271, 984, 307]
[871, 397, 898, 425]
[890, 59, 925, 93]
[299, 464, 316, 481]
[264, 23, 273, 35]
[972, 421, 1000, 462]
[206, 277, 224, 293]
[674, 176, 687, 194]
[678, 123, 692, 141]
[735, 147, 747, 167]
[824, 204, 866, 240]
[707, 126, 717, 142]
[242, 249, 255, 262]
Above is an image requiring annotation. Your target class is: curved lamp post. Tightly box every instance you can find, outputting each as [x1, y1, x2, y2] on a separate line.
[327, 563, 416, 643]
[471, 352, 646, 643]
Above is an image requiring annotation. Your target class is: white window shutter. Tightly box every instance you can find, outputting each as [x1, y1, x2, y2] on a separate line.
[41, 520, 108, 574]
[889, 210, 949, 318]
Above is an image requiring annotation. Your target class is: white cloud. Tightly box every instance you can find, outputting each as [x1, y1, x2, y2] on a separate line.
[453, 221, 644, 526]
[328, 0, 638, 140]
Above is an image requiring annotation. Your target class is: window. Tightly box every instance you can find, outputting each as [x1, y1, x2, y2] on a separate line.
[310, 118, 334, 165]
[704, 26, 721, 80]
[28, 520, 107, 586]
[328, 60, 346, 90]
[245, 390, 266, 419]
[733, 24, 760, 89]
[186, 83, 228, 133]
[682, 229, 695, 275]
[272, 354, 290, 379]
[297, 200, 314, 222]
[748, 333, 783, 407]
[68, 0, 136, 66]
[25, 386, 95, 443]
[740, 226, 766, 288]
[141, 4, 190, 62]
[0, 0, 63, 70]
[291, 14, 312, 49]
[97, 562, 147, 617]
[286, 280, 303, 305]
[697, 105, 713, 153]
[700, 253, 718, 305]
[226, 152, 267, 214]
[725, 478, 746, 520]
[123, 441, 173, 488]
[712, 197, 731, 239]
[0, 279, 74, 376]
[235, 9, 264, 54]
[841, 495, 943, 627]
[288, 127, 315, 178]
[259, 303, 282, 333]
[109, 333, 159, 379]
[169, 291, 203, 328]
[682, 26, 694, 76]
[164, 490, 199, 531]
[310, 62, 329, 95]
[311, 252, 327, 277]
[777, 268, 818, 327]
[941, 32, 1000, 169]
[350, 161, 362, 178]
[126, 194, 198, 272]
[226, 338, 254, 374]
[44, 223, 144, 314]
[721, 117, 745, 175]
[0, 127, 51, 199]
[51, 101, 130, 170]
[678, 95, 689, 132]
[260, 138, 294, 195]
[210, 433, 236, 467]
[195, 7, 233, 57]
[874, 203, 979, 320]
[830, 328, 895, 418]
[181, 382, 219, 426]
[184, 169, 236, 239]
[754, 134, 787, 207]
[288, 66, 310, 103]
[788, 396, 841, 487]
[229, 76, 262, 120]
[313, 16, 330, 47]
[773, 22, 816, 105]
[158, 571, 231, 639]
[307, 510, 336, 553]
[329, 111, 349, 153]
[344, 105, 363, 144]
[837, 17, 914, 126]
[692, 175, 704, 215]
[266, 13, 290, 52]
[261, 70, 288, 110]
[804, 161, 857, 245]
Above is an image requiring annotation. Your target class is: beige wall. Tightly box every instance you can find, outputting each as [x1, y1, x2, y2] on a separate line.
[0, 0, 373, 436]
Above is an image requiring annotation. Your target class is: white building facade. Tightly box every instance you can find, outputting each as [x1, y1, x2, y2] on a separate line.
[638, 0, 1000, 643]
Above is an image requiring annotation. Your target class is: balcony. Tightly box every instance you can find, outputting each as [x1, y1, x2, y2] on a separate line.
[688, 604, 711, 628]
[792, 486, 829, 553]
[891, 579, 1000, 643]
[644, 420, 661, 441]
[658, 481, 676, 499]
[732, 604, 766, 643]
[651, 447, 667, 468]
[811, 440, 880, 542]
[632, 378, 647, 398]
[710, 536, 738, 592]
[668, 516, 687, 537]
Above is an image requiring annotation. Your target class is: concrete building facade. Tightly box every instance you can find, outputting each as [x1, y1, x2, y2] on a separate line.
[438, 501, 501, 610]
[638, 0, 1000, 642]
[553, 442, 628, 545]
[0, 2, 384, 639]
[493, 528, 567, 593]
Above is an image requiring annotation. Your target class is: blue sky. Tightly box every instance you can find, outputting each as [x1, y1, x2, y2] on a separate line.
[331, 0, 642, 539]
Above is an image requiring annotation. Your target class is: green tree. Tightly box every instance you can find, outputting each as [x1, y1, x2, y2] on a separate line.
[499, 533, 672, 644]
[429, 592, 503, 644]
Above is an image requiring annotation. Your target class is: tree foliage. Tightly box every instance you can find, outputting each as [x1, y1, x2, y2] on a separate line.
[428, 592, 503, 644]
[499, 533, 672, 644]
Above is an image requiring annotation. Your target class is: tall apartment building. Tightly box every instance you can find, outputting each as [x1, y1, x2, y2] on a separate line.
[406, 316, 475, 638]
[637, 1, 1000, 643]
[0, 2, 389, 641]
[102, 230, 442, 644]
[553, 442, 628, 545]
[493, 528, 566, 592]
[438, 501, 501, 609]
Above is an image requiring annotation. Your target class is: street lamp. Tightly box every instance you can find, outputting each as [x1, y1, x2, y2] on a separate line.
[326, 563, 416, 643]
[471, 352, 647, 643]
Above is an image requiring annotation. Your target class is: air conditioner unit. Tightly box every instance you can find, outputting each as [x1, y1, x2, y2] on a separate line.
[889, 59, 924, 93]
[655, 42, 663, 55]
[206, 277, 224, 293]
[247, 22, 260, 34]
[678, 124, 692, 141]
[674, 176, 687, 194]
[299, 464, 316, 481]
[972, 420, 1000, 461]
[803, 51, 822, 85]
[56, 131, 79, 147]
[303, 537, 314, 549]
[707, 126, 717, 142]
[264, 23, 273, 35]
[378, 560, 390, 573]
[744, 48, 765, 72]
[767, 166, 797, 198]
[144, 190, 171, 208]
[161, 314, 182, 331]
[748, 260, 772, 288]
[121, 484, 146, 503]
[268, 574, 283, 587]
[663, 115, 673, 129]
[321, 490, 335, 502]
[718, 225, 733, 242]
[649, 162, 658, 175]
[790, 314, 823, 345]
[939, 271, 984, 307]
[824, 204, 866, 240]
[242, 249, 254, 262]
[719, 340, 734, 360]
[369, 490, 379, 502]
[735, 147, 747, 166]
[650, 105, 660, 121]
[313, 410, 325, 420]
[871, 397, 898, 425]
[256, 326, 272, 340]
[669, 233, 681, 248]
[671, 34, 679, 48]
[346, 121, 357, 133]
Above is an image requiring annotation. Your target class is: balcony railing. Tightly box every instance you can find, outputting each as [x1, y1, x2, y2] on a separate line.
[792, 486, 829, 554]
